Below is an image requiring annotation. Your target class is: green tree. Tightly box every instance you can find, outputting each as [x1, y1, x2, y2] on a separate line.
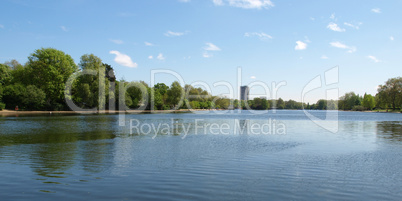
[215, 98, 230, 109]
[277, 98, 285, 109]
[327, 100, 338, 110]
[26, 48, 78, 110]
[154, 83, 169, 95]
[167, 81, 184, 109]
[23, 85, 46, 110]
[339, 92, 361, 110]
[0, 64, 12, 85]
[73, 54, 107, 109]
[0, 84, 4, 110]
[152, 88, 164, 110]
[4, 59, 23, 70]
[362, 93, 376, 110]
[2, 83, 25, 109]
[126, 82, 148, 109]
[377, 77, 402, 110]
[316, 99, 327, 110]
[103, 63, 116, 82]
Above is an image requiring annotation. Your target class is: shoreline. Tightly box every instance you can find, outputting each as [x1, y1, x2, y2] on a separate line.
[0, 109, 225, 117]
[1, 108, 399, 116]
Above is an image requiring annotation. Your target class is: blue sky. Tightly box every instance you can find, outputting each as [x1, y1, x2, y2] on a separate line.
[1, 0, 401, 103]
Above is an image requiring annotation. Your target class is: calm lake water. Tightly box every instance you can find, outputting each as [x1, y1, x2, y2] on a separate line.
[0, 110, 401, 200]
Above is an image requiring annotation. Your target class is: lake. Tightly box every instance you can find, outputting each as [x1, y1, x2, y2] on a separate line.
[0, 110, 401, 200]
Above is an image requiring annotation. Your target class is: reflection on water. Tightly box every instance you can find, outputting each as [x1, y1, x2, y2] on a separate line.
[0, 110, 401, 200]
[376, 121, 402, 142]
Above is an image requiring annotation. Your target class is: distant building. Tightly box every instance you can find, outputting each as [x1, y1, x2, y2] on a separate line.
[240, 86, 249, 101]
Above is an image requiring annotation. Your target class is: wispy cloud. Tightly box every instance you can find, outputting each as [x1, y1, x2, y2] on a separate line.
[371, 8, 381, 13]
[330, 41, 356, 53]
[321, 55, 329, 59]
[390, 36, 394, 41]
[203, 52, 213, 58]
[164, 30, 188, 37]
[60, 26, 68, 32]
[212, 0, 274, 9]
[204, 42, 221, 51]
[367, 55, 381, 63]
[110, 39, 124, 44]
[109, 51, 137, 68]
[250, 76, 256, 79]
[244, 32, 273, 41]
[0, 24, 4, 29]
[144, 42, 154, 46]
[295, 41, 307, 50]
[344, 22, 361, 30]
[148, 55, 153, 59]
[330, 13, 336, 20]
[327, 22, 345, 32]
[157, 53, 165, 60]
[178, 0, 190, 2]
[213, 0, 224, 5]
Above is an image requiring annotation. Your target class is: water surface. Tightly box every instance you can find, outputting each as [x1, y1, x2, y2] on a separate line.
[0, 110, 401, 200]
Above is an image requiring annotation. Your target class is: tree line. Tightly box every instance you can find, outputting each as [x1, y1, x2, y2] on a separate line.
[0, 48, 401, 112]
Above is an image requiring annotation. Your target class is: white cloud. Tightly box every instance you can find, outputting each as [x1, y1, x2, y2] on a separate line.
[0, 24, 4, 29]
[344, 22, 361, 30]
[295, 41, 307, 50]
[330, 41, 356, 53]
[109, 51, 137, 68]
[148, 55, 153, 59]
[157, 53, 165, 60]
[60, 26, 68, 32]
[330, 13, 336, 20]
[367, 55, 381, 63]
[212, 0, 274, 9]
[144, 42, 154, 46]
[371, 8, 381, 13]
[204, 42, 221, 51]
[250, 76, 256, 79]
[203, 52, 213, 58]
[213, 0, 224, 5]
[327, 22, 345, 32]
[244, 32, 272, 41]
[390, 36, 394, 41]
[110, 39, 124, 44]
[164, 30, 187, 37]
[178, 0, 190, 2]
[321, 55, 329, 59]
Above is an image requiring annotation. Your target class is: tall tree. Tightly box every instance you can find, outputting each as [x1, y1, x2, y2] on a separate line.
[73, 54, 107, 109]
[0, 64, 12, 85]
[277, 98, 285, 109]
[26, 48, 78, 110]
[103, 63, 116, 82]
[167, 81, 184, 108]
[338, 92, 361, 110]
[362, 93, 376, 110]
[377, 77, 402, 110]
